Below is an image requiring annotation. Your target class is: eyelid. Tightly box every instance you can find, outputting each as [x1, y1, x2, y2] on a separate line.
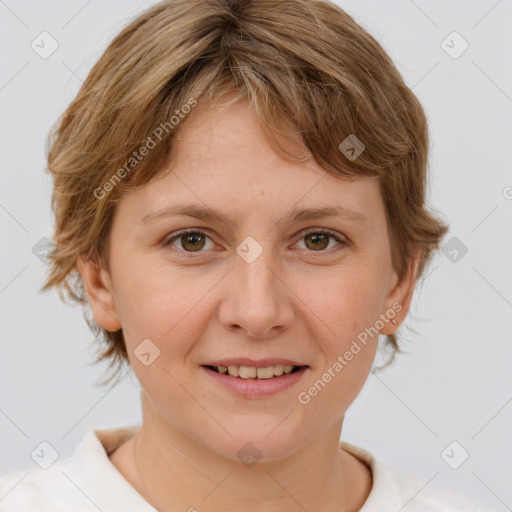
[300, 227, 345, 241]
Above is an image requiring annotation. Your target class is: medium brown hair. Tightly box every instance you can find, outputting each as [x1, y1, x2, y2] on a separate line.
[41, 0, 449, 388]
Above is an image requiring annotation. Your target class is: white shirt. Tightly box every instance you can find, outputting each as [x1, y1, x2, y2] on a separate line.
[0, 425, 493, 511]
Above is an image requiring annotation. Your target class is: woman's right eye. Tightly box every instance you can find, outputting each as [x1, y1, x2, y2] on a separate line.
[163, 229, 214, 255]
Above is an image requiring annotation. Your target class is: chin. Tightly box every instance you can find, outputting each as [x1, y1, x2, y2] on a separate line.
[204, 423, 304, 463]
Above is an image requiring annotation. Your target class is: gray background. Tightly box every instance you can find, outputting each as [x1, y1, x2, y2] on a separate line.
[1, 1, 511, 510]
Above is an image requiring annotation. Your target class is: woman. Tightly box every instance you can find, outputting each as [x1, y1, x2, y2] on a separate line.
[0, 0, 493, 510]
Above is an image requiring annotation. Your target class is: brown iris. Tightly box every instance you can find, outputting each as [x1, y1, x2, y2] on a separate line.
[180, 232, 206, 252]
[304, 232, 330, 251]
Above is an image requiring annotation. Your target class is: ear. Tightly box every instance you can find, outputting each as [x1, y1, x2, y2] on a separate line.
[77, 253, 122, 332]
[379, 249, 422, 335]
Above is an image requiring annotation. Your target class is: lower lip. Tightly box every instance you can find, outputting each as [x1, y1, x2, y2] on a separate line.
[200, 366, 308, 397]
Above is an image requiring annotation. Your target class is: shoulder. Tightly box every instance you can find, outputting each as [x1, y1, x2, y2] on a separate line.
[0, 466, 64, 511]
[0, 430, 100, 511]
[387, 467, 494, 511]
[0, 452, 116, 511]
[0, 426, 145, 511]
[339, 441, 494, 512]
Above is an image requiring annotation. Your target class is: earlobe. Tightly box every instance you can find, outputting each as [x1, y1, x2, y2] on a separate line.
[77, 254, 122, 332]
[379, 250, 422, 335]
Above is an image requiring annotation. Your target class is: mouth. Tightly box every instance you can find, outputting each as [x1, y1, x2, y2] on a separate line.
[202, 364, 307, 379]
[200, 362, 309, 397]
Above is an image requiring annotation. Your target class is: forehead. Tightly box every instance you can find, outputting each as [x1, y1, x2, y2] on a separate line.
[116, 96, 385, 231]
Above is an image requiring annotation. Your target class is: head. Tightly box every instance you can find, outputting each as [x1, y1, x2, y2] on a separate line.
[42, 0, 448, 458]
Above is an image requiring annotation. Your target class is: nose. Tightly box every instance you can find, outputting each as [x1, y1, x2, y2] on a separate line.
[218, 240, 295, 339]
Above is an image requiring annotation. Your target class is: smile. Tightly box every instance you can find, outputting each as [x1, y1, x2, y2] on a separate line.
[204, 364, 304, 379]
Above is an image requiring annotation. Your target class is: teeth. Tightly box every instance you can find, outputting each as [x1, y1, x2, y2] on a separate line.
[238, 366, 257, 379]
[256, 366, 274, 379]
[213, 364, 301, 379]
[227, 365, 239, 377]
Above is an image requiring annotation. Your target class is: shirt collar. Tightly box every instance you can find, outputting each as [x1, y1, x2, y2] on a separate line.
[68, 424, 155, 511]
[339, 440, 402, 511]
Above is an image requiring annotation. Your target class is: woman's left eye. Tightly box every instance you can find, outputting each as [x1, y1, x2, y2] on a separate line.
[162, 228, 346, 256]
[296, 229, 346, 252]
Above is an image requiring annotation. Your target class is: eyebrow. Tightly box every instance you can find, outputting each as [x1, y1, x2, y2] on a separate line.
[141, 202, 369, 228]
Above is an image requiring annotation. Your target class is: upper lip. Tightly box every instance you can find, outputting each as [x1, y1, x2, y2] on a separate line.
[202, 358, 308, 368]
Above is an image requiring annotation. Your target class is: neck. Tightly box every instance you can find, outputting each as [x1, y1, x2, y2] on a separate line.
[111, 393, 372, 512]
[134, 427, 350, 512]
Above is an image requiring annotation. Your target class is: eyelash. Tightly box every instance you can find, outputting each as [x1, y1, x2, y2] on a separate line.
[162, 228, 347, 258]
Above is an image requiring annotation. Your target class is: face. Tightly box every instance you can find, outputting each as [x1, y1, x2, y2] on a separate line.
[79, 93, 418, 462]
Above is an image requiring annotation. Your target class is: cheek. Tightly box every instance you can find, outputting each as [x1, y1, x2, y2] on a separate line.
[301, 266, 387, 405]
[311, 263, 388, 338]
[114, 263, 216, 371]
[113, 259, 195, 329]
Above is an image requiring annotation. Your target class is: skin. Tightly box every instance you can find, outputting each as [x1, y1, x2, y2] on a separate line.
[78, 92, 420, 512]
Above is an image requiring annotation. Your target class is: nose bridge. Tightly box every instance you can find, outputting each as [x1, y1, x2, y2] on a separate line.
[235, 234, 279, 301]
